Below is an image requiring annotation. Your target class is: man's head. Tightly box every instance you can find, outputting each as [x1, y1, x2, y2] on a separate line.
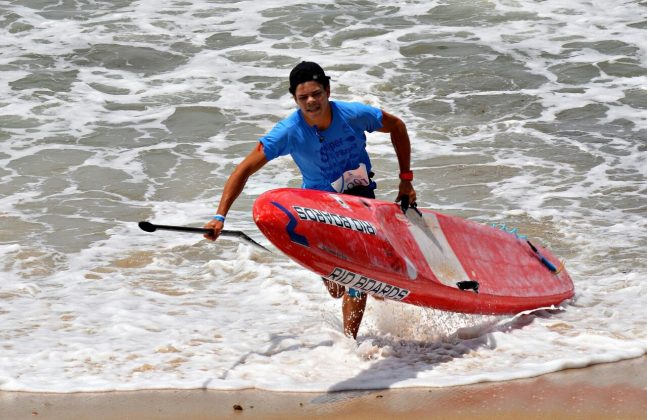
[289, 61, 330, 95]
[290, 61, 332, 124]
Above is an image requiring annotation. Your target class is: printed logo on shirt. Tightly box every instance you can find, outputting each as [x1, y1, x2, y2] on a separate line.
[319, 135, 361, 181]
[293, 206, 376, 235]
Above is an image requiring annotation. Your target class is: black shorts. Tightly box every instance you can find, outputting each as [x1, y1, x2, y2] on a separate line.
[342, 175, 376, 200]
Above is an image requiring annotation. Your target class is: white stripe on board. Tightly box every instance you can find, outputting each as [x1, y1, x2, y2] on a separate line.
[406, 212, 472, 287]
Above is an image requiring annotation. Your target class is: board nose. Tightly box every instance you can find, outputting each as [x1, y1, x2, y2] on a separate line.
[253, 189, 308, 249]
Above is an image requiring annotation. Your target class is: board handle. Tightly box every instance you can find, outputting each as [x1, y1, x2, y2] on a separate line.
[457, 280, 480, 294]
[399, 196, 422, 216]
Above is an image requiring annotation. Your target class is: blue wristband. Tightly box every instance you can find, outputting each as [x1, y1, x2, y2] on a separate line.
[213, 214, 225, 223]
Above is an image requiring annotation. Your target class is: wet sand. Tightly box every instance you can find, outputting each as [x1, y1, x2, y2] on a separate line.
[3, 356, 646, 420]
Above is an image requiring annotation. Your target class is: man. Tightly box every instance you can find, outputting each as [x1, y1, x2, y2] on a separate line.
[204, 61, 416, 339]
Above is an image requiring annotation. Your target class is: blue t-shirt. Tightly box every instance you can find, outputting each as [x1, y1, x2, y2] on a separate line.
[260, 101, 383, 191]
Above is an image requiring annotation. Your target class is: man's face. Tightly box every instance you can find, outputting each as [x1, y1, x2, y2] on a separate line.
[293, 81, 330, 121]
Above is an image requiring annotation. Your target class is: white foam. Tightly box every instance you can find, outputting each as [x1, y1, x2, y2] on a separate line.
[0, 0, 646, 393]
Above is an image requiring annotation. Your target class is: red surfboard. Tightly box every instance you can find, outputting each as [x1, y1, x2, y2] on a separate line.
[253, 188, 574, 314]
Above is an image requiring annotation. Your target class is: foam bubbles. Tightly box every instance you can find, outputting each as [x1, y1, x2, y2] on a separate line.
[1, 0, 646, 393]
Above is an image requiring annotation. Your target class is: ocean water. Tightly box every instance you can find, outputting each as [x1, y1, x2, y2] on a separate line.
[1, 0, 646, 392]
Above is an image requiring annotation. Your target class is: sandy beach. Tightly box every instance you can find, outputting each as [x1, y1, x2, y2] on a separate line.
[3, 355, 646, 420]
[3, 1, 646, 419]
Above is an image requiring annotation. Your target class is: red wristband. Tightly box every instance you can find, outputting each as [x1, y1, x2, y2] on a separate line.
[399, 170, 413, 181]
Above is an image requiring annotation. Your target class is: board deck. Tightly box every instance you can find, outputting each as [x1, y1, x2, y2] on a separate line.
[253, 188, 574, 314]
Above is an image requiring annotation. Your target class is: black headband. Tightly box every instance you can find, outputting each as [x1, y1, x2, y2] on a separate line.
[289, 61, 331, 94]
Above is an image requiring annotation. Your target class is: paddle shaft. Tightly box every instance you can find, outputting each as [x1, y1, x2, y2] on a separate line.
[140, 221, 239, 237]
[527, 241, 557, 272]
[150, 224, 211, 234]
[138, 221, 270, 251]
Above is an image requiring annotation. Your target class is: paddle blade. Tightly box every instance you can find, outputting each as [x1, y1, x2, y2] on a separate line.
[139, 221, 210, 234]
[138, 221, 157, 232]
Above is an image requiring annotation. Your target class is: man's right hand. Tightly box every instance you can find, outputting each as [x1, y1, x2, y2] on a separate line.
[202, 144, 269, 242]
[203, 218, 224, 241]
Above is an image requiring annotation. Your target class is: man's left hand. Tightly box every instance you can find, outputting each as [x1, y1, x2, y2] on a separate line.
[396, 180, 416, 206]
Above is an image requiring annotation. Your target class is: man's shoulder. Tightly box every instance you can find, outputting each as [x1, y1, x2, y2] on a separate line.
[331, 100, 383, 132]
[332, 100, 379, 114]
[268, 109, 301, 135]
[274, 109, 302, 130]
[263, 109, 310, 150]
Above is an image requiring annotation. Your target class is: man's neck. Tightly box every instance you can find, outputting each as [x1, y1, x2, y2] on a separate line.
[303, 104, 333, 130]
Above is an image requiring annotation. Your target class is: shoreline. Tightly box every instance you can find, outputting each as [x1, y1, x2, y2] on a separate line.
[3, 356, 646, 419]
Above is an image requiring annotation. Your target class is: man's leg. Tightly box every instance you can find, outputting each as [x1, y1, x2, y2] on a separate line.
[342, 292, 367, 339]
[338, 182, 375, 338]
[323, 278, 345, 298]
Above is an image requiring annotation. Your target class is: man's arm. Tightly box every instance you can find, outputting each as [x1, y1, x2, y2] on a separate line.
[378, 110, 417, 205]
[204, 144, 269, 241]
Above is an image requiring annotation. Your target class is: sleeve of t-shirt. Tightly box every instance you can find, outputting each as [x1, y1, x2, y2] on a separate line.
[259, 120, 291, 161]
[349, 102, 383, 133]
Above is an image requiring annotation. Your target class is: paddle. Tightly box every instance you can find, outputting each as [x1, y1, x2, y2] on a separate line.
[138, 221, 270, 252]
[527, 240, 558, 273]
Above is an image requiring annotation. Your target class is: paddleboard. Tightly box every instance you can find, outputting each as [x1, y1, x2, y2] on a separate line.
[252, 188, 574, 314]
